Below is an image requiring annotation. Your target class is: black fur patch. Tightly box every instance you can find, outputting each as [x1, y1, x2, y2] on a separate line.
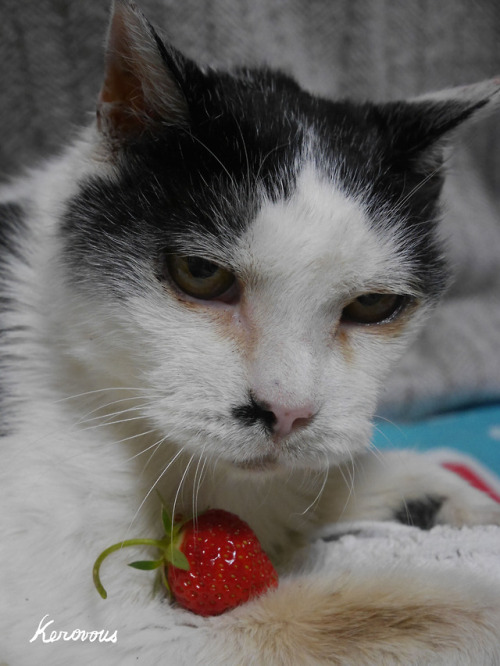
[394, 495, 444, 530]
[232, 394, 277, 434]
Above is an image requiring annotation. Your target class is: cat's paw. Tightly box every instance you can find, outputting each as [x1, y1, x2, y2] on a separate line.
[395, 485, 500, 530]
[433, 484, 500, 528]
[392, 452, 500, 529]
[332, 450, 500, 529]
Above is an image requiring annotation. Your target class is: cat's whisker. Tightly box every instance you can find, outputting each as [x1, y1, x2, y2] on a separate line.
[391, 157, 452, 217]
[75, 403, 151, 427]
[55, 386, 157, 403]
[135, 435, 172, 490]
[372, 415, 406, 445]
[141, 435, 168, 470]
[365, 427, 388, 465]
[192, 444, 209, 523]
[122, 432, 167, 465]
[232, 114, 252, 198]
[397, 496, 413, 527]
[61, 391, 160, 432]
[75, 414, 153, 433]
[346, 451, 357, 490]
[298, 452, 330, 516]
[373, 413, 402, 429]
[48, 426, 161, 467]
[72, 394, 154, 423]
[336, 453, 357, 521]
[209, 449, 227, 483]
[181, 128, 237, 192]
[171, 452, 197, 533]
[254, 141, 292, 187]
[124, 445, 189, 540]
[369, 419, 400, 466]
[296, 466, 310, 491]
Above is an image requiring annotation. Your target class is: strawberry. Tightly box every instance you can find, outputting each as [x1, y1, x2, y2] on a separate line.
[166, 509, 278, 616]
[93, 505, 278, 617]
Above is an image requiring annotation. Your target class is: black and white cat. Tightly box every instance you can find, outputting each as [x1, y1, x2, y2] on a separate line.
[1, 1, 500, 664]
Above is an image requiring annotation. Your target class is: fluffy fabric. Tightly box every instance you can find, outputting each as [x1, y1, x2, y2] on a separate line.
[316, 518, 500, 579]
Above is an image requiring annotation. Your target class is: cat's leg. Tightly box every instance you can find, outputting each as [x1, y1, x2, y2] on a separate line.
[321, 449, 500, 528]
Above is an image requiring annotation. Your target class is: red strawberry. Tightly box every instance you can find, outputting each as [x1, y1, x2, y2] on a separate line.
[166, 509, 278, 616]
[93, 505, 278, 617]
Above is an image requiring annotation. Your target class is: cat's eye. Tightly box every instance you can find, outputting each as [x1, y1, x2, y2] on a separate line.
[341, 293, 406, 325]
[166, 255, 237, 301]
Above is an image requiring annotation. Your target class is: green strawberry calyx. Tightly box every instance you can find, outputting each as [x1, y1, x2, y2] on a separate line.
[92, 501, 190, 599]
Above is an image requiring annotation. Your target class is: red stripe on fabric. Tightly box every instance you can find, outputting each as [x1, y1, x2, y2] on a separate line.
[442, 462, 500, 504]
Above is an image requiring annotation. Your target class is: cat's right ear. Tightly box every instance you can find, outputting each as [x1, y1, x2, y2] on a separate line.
[97, 0, 190, 143]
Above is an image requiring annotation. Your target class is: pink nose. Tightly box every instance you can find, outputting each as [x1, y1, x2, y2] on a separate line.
[269, 403, 316, 440]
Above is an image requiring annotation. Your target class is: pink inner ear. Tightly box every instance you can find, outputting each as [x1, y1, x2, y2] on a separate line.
[96, 1, 189, 140]
[98, 55, 149, 137]
[97, 5, 154, 138]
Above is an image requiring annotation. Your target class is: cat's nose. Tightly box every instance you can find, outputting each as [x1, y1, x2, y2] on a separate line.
[269, 402, 316, 441]
[232, 394, 315, 440]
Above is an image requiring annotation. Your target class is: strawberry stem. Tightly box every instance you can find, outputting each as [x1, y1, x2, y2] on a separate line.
[93, 537, 167, 599]
[160, 561, 171, 595]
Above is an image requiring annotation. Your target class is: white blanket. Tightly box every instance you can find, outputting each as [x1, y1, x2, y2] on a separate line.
[314, 520, 500, 583]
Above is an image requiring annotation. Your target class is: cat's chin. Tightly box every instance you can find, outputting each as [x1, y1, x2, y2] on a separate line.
[231, 453, 282, 474]
[228, 451, 324, 475]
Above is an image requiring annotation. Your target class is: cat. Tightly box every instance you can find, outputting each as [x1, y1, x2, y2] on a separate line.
[1, 1, 500, 664]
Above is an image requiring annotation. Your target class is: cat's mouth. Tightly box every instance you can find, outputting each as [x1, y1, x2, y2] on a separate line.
[233, 453, 280, 472]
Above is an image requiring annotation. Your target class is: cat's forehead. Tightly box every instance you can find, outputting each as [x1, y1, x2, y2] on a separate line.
[232, 163, 409, 297]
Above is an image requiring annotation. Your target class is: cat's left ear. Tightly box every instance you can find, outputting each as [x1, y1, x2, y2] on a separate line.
[386, 79, 500, 164]
[97, 0, 190, 143]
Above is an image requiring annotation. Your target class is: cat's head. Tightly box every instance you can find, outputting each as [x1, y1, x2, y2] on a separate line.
[57, 0, 500, 472]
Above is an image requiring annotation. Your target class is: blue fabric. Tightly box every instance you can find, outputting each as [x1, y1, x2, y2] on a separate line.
[373, 404, 500, 476]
